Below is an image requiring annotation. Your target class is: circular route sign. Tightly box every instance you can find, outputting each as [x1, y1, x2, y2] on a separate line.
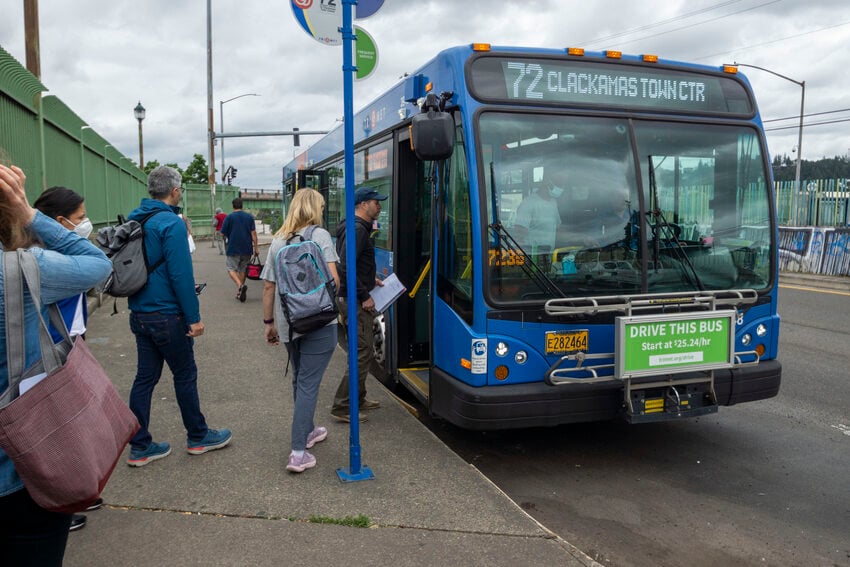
[290, 0, 342, 46]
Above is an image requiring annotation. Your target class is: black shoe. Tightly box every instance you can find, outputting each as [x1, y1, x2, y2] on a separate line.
[86, 497, 103, 511]
[195, 283, 207, 295]
[239, 284, 247, 302]
[69, 514, 87, 532]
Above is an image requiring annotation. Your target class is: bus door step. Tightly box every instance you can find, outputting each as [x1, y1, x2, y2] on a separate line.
[398, 367, 430, 404]
[624, 373, 718, 423]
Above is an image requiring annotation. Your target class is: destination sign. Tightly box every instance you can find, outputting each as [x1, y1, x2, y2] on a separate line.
[469, 56, 753, 115]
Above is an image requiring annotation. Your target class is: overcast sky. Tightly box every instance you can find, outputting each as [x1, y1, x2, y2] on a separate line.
[3, 0, 850, 189]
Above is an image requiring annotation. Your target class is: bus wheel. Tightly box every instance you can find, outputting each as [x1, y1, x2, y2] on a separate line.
[372, 314, 386, 364]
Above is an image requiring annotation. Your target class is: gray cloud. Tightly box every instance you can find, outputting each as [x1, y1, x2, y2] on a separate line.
[3, 0, 849, 189]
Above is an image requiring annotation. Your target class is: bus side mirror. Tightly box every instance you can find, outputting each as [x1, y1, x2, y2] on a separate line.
[411, 110, 454, 161]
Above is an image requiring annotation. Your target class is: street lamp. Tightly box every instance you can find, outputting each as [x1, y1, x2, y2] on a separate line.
[134, 101, 146, 169]
[728, 62, 805, 225]
[219, 93, 260, 181]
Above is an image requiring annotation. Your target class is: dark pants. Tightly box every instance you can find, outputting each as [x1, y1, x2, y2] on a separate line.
[0, 488, 71, 567]
[332, 297, 375, 411]
[129, 312, 208, 451]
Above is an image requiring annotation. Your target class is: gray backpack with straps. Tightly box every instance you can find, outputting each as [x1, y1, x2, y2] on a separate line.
[95, 210, 164, 297]
[274, 225, 338, 339]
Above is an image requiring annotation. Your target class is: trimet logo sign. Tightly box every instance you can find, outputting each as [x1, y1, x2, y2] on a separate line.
[293, 0, 312, 8]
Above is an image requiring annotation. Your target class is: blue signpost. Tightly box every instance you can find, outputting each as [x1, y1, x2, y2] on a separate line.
[290, 0, 380, 483]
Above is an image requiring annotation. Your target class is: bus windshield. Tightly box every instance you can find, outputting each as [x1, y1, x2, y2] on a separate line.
[480, 112, 772, 302]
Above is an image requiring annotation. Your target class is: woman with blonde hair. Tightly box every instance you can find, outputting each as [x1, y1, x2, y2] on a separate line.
[261, 188, 339, 473]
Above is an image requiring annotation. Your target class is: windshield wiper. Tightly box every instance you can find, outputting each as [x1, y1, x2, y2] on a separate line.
[648, 156, 705, 291]
[488, 162, 564, 298]
[489, 222, 565, 298]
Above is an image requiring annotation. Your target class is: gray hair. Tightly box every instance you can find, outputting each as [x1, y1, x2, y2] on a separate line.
[148, 165, 183, 198]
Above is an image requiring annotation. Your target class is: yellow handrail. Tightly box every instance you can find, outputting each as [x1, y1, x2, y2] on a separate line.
[408, 259, 431, 298]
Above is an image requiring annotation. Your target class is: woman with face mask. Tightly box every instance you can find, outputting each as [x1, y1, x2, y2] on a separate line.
[32, 186, 102, 533]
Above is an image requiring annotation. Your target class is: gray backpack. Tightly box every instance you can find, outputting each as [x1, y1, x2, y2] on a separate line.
[275, 225, 338, 339]
[95, 210, 164, 297]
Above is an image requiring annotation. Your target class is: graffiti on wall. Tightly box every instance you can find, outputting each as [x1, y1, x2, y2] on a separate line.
[779, 227, 850, 276]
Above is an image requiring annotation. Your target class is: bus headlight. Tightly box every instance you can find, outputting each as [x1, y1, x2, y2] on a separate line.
[495, 342, 509, 357]
[756, 324, 767, 337]
[515, 350, 528, 364]
[741, 333, 752, 346]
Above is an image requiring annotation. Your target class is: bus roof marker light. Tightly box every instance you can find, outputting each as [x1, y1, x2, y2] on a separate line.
[723, 65, 739, 74]
[642, 54, 659, 63]
[472, 43, 491, 52]
[605, 50, 622, 59]
[567, 47, 585, 56]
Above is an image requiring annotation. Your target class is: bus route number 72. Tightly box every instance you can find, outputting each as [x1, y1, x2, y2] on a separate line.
[507, 61, 544, 100]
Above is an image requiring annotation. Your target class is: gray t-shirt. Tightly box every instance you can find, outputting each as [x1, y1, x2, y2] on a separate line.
[261, 226, 339, 342]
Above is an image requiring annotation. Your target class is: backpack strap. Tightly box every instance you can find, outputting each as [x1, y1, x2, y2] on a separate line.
[139, 210, 166, 274]
[302, 224, 317, 241]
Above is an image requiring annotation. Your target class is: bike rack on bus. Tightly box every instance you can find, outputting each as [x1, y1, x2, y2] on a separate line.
[542, 290, 761, 422]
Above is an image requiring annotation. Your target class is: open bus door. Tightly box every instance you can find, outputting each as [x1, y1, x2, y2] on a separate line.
[389, 127, 433, 404]
[286, 169, 330, 223]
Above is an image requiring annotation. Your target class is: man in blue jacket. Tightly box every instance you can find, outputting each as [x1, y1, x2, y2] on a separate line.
[125, 166, 232, 467]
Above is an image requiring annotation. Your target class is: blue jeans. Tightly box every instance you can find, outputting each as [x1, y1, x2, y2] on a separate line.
[129, 312, 208, 451]
[285, 324, 337, 451]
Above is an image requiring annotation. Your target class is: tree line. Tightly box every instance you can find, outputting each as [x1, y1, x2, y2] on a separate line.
[771, 153, 850, 182]
[141, 153, 211, 184]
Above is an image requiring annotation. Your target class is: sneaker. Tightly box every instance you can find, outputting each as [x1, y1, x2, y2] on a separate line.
[306, 426, 328, 449]
[286, 451, 316, 473]
[127, 441, 172, 467]
[86, 498, 103, 511]
[195, 282, 207, 295]
[187, 428, 232, 455]
[69, 514, 87, 532]
[238, 284, 247, 303]
[330, 409, 368, 423]
[360, 399, 381, 411]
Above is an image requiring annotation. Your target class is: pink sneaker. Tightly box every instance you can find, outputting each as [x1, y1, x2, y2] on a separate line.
[306, 426, 328, 449]
[287, 451, 316, 473]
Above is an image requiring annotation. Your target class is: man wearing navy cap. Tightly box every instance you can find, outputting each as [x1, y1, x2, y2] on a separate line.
[331, 186, 388, 422]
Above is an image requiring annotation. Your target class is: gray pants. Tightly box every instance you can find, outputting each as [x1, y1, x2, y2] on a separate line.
[332, 297, 375, 411]
[285, 323, 337, 451]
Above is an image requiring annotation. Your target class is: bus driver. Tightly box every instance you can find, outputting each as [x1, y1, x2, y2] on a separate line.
[512, 171, 564, 259]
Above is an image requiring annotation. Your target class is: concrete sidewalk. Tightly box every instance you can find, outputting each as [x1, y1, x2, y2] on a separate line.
[65, 231, 596, 566]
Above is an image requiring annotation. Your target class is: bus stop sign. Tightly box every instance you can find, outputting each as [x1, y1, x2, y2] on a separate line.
[290, 0, 342, 46]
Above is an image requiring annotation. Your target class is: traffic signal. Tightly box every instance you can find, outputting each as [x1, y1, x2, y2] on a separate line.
[231, 168, 237, 178]
[293, 127, 300, 147]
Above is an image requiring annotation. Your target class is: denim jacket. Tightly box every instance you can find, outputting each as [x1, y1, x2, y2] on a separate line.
[0, 211, 112, 497]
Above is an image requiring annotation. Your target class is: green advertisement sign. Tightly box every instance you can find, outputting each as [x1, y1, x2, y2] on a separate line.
[354, 26, 378, 81]
[616, 311, 735, 378]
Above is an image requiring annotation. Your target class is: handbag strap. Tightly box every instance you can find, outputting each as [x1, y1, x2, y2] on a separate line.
[2, 250, 72, 402]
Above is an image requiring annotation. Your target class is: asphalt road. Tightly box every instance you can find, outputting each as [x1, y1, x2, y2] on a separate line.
[423, 285, 850, 566]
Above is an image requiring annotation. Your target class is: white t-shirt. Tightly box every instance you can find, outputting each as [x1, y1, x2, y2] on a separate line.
[261, 226, 339, 342]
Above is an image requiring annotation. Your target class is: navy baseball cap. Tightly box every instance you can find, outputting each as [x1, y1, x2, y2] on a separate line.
[354, 187, 388, 204]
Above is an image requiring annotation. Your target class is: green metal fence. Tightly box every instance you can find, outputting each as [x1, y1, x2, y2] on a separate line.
[1, 44, 148, 228]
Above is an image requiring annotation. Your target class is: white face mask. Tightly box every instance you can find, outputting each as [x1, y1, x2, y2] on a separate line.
[68, 218, 93, 239]
[549, 185, 564, 199]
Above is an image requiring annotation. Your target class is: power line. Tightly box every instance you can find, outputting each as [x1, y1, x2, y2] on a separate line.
[694, 20, 850, 61]
[595, 0, 782, 49]
[764, 108, 850, 124]
[765, 117, 850, 132]
[578, 0, 745, 46]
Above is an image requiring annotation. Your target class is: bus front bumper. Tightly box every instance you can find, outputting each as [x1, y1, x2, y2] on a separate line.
[429, 359, 781, 431]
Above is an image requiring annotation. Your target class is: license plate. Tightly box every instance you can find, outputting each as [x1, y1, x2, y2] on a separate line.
[545, 330, 589, 355]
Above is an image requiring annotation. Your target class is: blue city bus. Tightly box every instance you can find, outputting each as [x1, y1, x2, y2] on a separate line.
[282, 44, 781, 429]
